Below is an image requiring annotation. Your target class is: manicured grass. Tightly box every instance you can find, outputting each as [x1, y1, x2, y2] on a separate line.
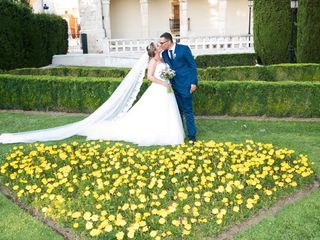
[0, 192, 64, 240]
[0, 111, 319, 239]
[233, 189, 320, 240]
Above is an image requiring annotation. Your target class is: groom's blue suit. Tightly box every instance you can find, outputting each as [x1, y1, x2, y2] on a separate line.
[162, 43, 198, 141]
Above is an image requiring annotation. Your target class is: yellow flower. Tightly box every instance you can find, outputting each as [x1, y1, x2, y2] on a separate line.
[127, 230, 135, 239]
[104, 224, 113, 232]
[172, 219, 180, 226]
[91, 214, 99, 222]
[246, 202, 253, 209]
[182, 229, 191, 235]
[264, 189, 273, 196]
[86, 221, 93, 230]
[71, 211, 81, 218]
[159, 218, 166, 224]
[171, 177, 178, 183]
[233, 206, 240, 212]
[115, 219, 126, 227]
[216, 219, 223, 225]
[96, 204, 102, 209]
[184, 224, 192, 230]
[90, 229, 101, 237]
[72, 223, 79, 229]
[150, 230, 158, 237]
[212, 208, 219, 215]
[83, 212, 92, 221]
[116, 231, 125, 240]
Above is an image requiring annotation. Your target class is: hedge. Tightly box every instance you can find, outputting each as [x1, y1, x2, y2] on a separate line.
[9, 66, 130, 78]
[10, 64, 320, 82]
[0, 0, 68, 70]
[297, 0, 320, 63]
[1, 74, 320, 117]
[253, 0, 292, 65]
[199, 64, 320, 82]
[195, 53, 257, 68]
[22, 14, 68, 68]
[0, 1, 28, 70]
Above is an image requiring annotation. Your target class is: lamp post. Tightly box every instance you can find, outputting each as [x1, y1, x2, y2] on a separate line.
[248, 0, 253, 47]
[43, 3, 49, 13]
[288, 0, 298, 63]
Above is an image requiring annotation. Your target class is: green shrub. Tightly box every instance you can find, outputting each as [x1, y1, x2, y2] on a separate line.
[195, 53, 257, 68]
[199, 64, 320, 82]
[0, 75, 150, 113]
[0, 0, 29, 70]
[253, 0, 292, 65]
[1, 74, 320, 117]
[23, 14, 68, 68]
[10, 64, 320, 82]
[0, 0, 68, 70]
[9, 66, 130, 78]
[195, 81, 320, 117]
[297, 0, 320, 63]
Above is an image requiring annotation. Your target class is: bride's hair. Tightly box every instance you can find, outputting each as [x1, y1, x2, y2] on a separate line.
[146, 42, 156, 58]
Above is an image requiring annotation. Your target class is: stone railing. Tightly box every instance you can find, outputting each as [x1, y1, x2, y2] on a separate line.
[108, 35, 254, 55]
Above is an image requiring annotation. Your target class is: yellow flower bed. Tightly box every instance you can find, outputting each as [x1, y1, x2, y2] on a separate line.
[0, 140, 315, 239]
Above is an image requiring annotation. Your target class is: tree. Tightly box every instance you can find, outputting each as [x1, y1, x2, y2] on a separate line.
[296, 0, 320, 63]
[253, 0, 292, 65]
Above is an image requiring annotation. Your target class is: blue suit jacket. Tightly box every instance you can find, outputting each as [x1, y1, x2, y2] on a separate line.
[162, 44, 198, 96]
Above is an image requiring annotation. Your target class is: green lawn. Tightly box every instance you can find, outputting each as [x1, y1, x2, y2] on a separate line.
[0, 191, 63, 240]
[233, 189, 320, 240]
[0, 111, 319, 240]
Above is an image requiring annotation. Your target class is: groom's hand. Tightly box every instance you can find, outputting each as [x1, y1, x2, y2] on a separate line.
[190, 84, 197, 94]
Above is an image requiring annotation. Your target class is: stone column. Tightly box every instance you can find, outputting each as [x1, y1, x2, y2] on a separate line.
[140, 0, 149, 38]
[179, 0, 188, 38]
[218, 0, 227, 35]
[102, 0, 112, 39]
[78, 0, 107, 53]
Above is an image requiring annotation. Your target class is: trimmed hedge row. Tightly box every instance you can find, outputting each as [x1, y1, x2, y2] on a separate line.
[9, 66, 130, 78]
[10, 64, 320, 82]
[0, 0, 68, 70]
[199, 64, 320, 82]
[1, 74, 320, 117]
[195, 53, 257, 68]
[195, 81, 320, 117]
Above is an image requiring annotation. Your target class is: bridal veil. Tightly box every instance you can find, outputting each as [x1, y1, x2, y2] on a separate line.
[0, 53, 149, 144]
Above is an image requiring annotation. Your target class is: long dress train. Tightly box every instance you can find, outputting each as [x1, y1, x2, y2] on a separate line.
[0, 54, 184, 146]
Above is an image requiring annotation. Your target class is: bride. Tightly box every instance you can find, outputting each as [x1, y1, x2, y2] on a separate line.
[0, 42, 185, 146]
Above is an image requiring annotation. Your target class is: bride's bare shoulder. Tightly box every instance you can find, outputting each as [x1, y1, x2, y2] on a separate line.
[149, 58, 156, 64]
[148, 58, 157, 67]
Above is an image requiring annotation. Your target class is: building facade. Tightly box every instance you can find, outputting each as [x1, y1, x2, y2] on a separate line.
[31, 0, 253, 55]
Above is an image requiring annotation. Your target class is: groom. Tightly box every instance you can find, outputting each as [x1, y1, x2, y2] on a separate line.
[159, 32, 198, 142]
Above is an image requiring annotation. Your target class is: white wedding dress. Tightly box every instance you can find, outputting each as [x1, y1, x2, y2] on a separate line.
[0, 53, 185, 146]
[83, 62, 184, 146]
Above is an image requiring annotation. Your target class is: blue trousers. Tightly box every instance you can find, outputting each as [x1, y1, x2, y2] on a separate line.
[174, 92, 196, 140]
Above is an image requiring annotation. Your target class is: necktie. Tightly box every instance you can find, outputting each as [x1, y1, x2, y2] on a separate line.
[169, 50, 174, 60]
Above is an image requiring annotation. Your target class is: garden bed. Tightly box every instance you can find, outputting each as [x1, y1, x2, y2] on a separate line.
[0, 140, 315, 239]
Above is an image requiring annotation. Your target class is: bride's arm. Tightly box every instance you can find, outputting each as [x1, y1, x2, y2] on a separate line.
[147, 59, 170, 87]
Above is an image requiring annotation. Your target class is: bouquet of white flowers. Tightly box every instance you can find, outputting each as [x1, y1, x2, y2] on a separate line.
[160, 66, 175, 93]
